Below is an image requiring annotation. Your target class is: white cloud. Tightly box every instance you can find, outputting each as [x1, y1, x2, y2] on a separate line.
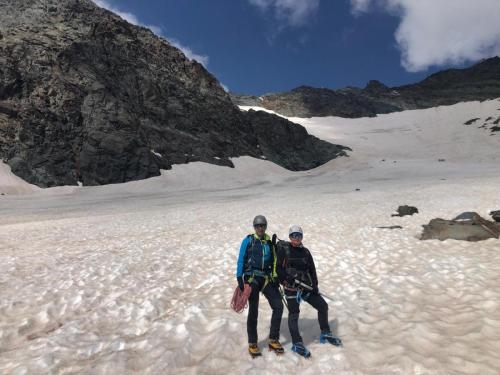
[350, 0, 500, 71]
[249, 0, 320, 26]
[168, 39, 210, 67]
[350, 0, 372, 15]
[92, 0, 209, 66]
[93, 0, 140, 25]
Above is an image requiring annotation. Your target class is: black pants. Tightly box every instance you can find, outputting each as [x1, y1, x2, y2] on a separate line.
[285, 289, 330, 344]
[246, 276, 284, 344]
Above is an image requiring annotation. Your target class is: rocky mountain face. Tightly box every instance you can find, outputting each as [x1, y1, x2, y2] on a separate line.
[232, 57, 500, 118]
[0, 0, 348, 187]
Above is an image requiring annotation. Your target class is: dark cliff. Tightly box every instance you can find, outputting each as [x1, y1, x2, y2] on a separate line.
[0, 0, 348, 187]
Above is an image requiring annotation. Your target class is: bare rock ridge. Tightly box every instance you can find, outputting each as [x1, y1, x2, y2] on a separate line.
[231, 57, 500, 118]
[0, 0, 349, 187]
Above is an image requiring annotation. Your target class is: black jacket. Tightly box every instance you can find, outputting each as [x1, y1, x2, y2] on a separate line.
[276, 241, 318, 288]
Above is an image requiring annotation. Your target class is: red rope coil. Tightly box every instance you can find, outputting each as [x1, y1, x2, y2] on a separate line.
[230, 283, 252, 313]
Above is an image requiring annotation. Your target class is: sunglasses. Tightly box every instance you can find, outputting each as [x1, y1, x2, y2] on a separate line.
[254, 224, 267, 229]
[290, 233, 303, 239]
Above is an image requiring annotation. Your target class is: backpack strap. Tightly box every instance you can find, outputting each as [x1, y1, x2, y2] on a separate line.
[284, 242, 291, 268]
[247, 234, 255, 247]
[268, 238, 278, 279]
[244, 234, 262, 283]
[243, 234, 254, 276]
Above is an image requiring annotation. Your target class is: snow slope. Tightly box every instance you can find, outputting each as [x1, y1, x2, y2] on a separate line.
[1, 100, 500, 374]
[0, 162, 41, 195]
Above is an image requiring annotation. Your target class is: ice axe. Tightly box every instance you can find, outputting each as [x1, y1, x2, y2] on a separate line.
[278, 285, 289, 310]
[294, 279, 335, 303]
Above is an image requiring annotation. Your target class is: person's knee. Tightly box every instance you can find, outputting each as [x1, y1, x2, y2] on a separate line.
[247, 306, 259, 322]
[287, 302, 300, 315]
[289, 312, 300, 322]
[247, 313, 258, 325]
[271, 299, 283, 312]
[318, 299, 329, 313]
[312, 296, 328, 312]
[274, 304, 284, 315]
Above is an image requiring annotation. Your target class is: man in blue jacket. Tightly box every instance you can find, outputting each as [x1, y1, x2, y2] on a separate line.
[236, 215, 284, 357]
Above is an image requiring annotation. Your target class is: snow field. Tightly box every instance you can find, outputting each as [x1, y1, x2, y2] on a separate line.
[1, 99, 500, 374]
[0, 162, 40, 195]
[1, 178, 500, 374]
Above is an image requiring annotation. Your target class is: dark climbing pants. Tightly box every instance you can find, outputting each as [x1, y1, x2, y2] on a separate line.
[285, 290, 330, 344]
[246, 276, 284, 344]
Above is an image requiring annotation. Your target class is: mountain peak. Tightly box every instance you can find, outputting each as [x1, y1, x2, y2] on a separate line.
[364, 80, 389, 92]
[233, 57, 500, 118]
[0, 0, 348, 186]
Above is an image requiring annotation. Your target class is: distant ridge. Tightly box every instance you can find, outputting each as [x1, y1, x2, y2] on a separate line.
[231, 57, 500, 118]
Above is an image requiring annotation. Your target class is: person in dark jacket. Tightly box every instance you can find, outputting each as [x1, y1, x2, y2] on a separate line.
[277, 224, 342, 358]
[236, 215, 284, 357]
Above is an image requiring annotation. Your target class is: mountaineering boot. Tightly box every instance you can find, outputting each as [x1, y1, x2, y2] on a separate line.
[320, 331, 343, 347]
[248, 343, 262, 358]
[268, 339, 285, 355]
[291, 342, 311, 358]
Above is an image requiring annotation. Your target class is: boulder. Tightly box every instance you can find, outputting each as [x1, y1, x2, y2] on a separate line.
[421, 212, 500, 241]
[391, 205, 419, 217]
[490, 210, 500, 222]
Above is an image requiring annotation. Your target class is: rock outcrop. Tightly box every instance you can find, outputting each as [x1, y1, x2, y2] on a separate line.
[0, 0, 348, 187]
[244, 109, 350, 171]
[490, 210, 500, 222]
[391, 205, 419, 217]
[231, 57, 500, 118]
[421, 212, 500, 242]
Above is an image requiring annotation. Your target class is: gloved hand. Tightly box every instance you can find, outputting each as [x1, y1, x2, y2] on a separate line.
[237, 276, 244, 291]
[312, 285, 319, 294]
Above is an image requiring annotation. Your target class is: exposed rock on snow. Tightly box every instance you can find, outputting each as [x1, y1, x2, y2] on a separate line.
[463, 115, 500, 133]
[464, 118, 481, 125]
[376, 225, 403, 230]
[490, 210, 500, 222]
[392, 205, 419, 217]
[244, 109, 349, 171]
[421, 212, 500, 241]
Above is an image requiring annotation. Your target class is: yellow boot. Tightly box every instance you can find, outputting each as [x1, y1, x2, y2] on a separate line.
[268, 339, 284, 355]
[248, 343, 262, 358]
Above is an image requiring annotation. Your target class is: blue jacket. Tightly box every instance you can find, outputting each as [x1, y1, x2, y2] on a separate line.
[236, 233, 277, 278]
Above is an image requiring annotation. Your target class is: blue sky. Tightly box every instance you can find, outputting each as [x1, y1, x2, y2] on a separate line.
[94, 0, 500, 95]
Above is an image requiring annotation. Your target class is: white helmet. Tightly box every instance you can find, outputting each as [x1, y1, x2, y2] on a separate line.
[289, 225, 303, 236]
